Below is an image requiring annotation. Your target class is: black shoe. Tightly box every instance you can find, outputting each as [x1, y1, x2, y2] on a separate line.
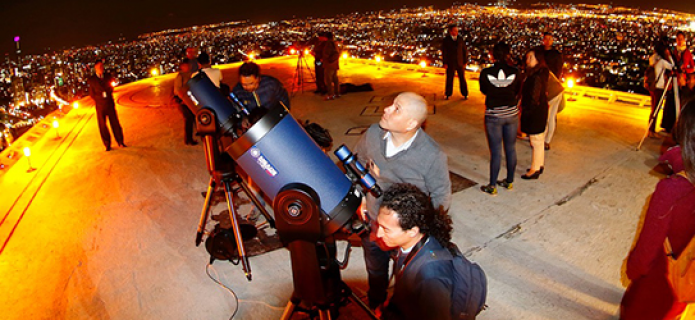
[445, 96, 450, 100]
[527, 166, 544, 174]
[186, 141, 199, 146]
[118, 143, 127, 148]
[497, 179, 513, 190]
[521, 170, 542, 180]
[105, 146, 111, 152]
[480, 184, 497, 195]
[462, 96, 468, 100]
[544, 143, 550, 150]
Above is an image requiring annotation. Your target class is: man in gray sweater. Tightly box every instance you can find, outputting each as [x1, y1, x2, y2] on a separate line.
[354, 92, 452, 313]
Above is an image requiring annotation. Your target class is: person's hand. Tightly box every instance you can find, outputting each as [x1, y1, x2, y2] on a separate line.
[368, 159, 380, 178]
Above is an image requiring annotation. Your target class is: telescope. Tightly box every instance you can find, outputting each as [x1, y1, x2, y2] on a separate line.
[187, 72, 379, 319]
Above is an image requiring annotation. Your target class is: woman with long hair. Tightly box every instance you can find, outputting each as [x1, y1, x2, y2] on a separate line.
[620, 101, 695, 320]
[519, 47, 549, 179]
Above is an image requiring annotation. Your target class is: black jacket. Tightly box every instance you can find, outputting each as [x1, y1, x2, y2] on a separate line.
[538, 46, 563, 78]
[441, 35, 467, 68]
[520, 67, 549, 135]
[88, 74, 116, 110]
[383, 238, 454, 320]
[479, 62, 522, 109]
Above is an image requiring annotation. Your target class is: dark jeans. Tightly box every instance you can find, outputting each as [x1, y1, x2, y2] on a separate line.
[178, 102, 196, 144]
[315, 62, 326, 93]
[361, 232, 392, 309]
[445, 66, 468, 97]
[95, 105, 124, 148]
[662, 89, 677, 133]
[484, 115, 517, 186]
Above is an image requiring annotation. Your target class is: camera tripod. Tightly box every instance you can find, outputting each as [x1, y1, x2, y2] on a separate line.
[195, 134, 276, 280]
[637, 68, 682, 150]
[291, 50, 316, 96]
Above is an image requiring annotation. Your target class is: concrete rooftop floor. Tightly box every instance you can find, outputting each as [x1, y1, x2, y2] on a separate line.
[0, 56, 669, 319]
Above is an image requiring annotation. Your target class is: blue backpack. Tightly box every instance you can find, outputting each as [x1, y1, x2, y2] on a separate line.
[449, 243, 488, 320]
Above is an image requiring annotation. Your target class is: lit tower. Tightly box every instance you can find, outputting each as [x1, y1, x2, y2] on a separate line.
[14, 36, 21, 65]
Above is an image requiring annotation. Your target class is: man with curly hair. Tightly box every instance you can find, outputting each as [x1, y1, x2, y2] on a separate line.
[354, 92, 451, 313]
[377, 183, 454, 320]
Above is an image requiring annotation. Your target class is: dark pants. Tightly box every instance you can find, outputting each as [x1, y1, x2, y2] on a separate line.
[445, 65, 468, 97]
[315, 62, 326, 93]
[178, 102, 196, 144]
[361, 232, 392, 309]
[661, 89, 678, 133]
[485, 115, 517, 186]
[95, 105, 124, 148]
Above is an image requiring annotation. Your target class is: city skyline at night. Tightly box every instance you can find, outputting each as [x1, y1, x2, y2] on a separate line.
[2, 0, 695, 56]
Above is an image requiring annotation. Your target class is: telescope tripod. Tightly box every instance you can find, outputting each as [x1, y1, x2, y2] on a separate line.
[291, 52, 316, 96]
[637, 73, 681, 150]
[196, 135, 276, 281]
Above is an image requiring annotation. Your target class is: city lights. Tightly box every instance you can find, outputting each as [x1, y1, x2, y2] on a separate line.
[72, 101, 79, 109]
[304, 49, 310, 56]
[419, 60, 427, 68]
[151, 68, 159, 77]
[290, 48, 297, 55]
[111, 81, 118, 88]
[342, 52, 348, 60]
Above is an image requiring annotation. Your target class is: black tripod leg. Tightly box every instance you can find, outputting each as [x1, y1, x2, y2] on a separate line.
[348, 291, 378, 320]
[223, 180, 252, 281]
[280, 295, 301, 320]
[235, 177, 276, 228]
[196, 177, 216, 246]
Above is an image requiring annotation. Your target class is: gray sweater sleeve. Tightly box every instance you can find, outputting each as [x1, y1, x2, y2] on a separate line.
[425, 148, 452, 212]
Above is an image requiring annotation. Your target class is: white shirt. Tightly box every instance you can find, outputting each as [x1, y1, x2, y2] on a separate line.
[194, 67, 223, 88]
[384, 129, 419, 158]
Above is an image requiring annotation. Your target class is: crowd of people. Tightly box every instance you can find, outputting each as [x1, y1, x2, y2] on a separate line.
[79, 20, 695, 319]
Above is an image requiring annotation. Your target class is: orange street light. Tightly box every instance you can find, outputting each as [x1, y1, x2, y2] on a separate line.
[342, 52, 348, 60]
[24, 147, 36, 172]
[566, 78, 575, 89]
[249, 53, 256, 60]
[290, 48, 297, 55]
[110, 80, 118, 88]
[151, 68, 159, 77]
[72, 101, 79, 109]
[419, 60, 427, 68]
[304, 49, 310, 56]
[53, 120, 60, 139]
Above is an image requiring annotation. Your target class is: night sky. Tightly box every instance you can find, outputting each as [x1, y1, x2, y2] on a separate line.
[2, 0, 694, 56]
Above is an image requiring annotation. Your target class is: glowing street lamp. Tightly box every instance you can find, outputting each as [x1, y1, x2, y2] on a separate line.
[290, 48, 297, 55]
[342, 52, 348, 60]
[72, 101, 79, 109]
[23, 147, 36, 172]
[304, 49, 310, 56]
[566, 78, 575, 89]
[248, 53, 256, 60]
[53, 120, 60, 139]
[151, 68, 159, 77]
[376, 55, 382, 70]
[419, 60, 427, 68]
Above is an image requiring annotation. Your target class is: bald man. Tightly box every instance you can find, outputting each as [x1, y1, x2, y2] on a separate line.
[353, 92, 452, 313]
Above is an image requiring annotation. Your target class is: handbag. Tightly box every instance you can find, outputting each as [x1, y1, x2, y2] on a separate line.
[547, 71, 564, 100]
